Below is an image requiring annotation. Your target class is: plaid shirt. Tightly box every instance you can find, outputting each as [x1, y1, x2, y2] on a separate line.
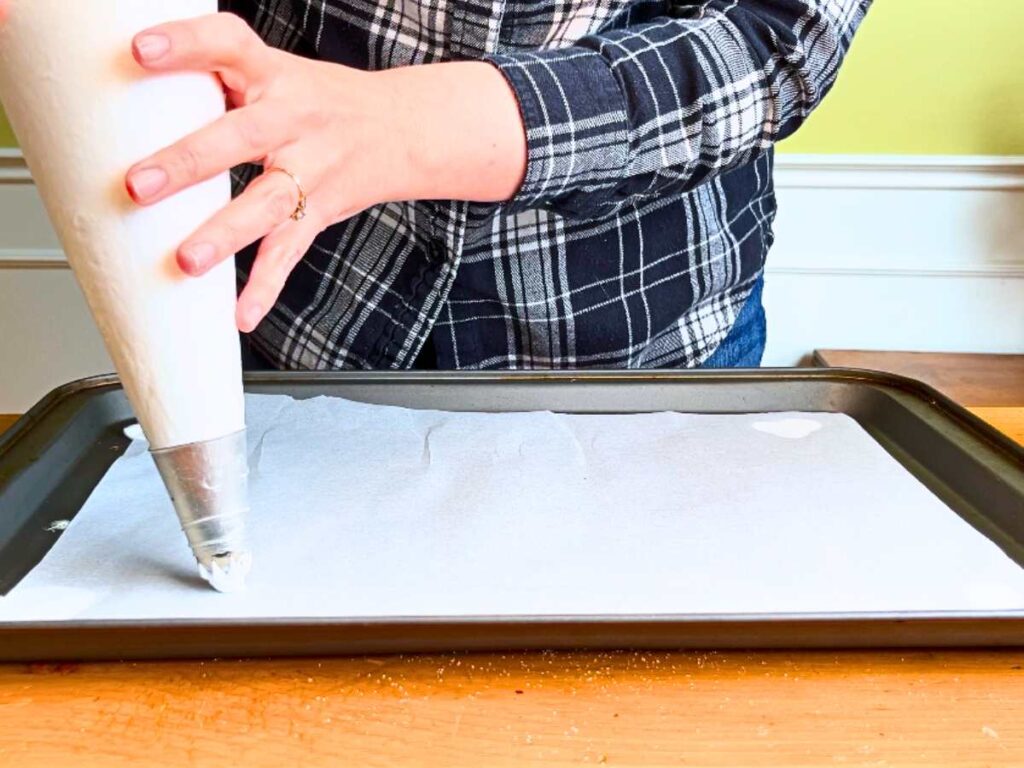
[224, 0, 869, 370]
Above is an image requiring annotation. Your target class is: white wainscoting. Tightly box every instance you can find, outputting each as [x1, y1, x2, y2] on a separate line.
[766, 155, 1024, 366]
[1, 149, 1022, 412]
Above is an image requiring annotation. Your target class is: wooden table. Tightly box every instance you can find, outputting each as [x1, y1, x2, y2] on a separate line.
[814, 350, 1024, 407]
[2, 361, 1023, 766]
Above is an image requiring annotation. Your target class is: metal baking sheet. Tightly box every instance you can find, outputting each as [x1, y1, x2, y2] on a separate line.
[0, 370, 1022, 660]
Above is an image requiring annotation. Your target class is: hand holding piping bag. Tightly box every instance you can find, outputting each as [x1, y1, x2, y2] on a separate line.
[116, 12, 527, 333]
[0, 0, 257, 592]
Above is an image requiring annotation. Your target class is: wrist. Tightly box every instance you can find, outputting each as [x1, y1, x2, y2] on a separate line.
[380, 61, 527, 203]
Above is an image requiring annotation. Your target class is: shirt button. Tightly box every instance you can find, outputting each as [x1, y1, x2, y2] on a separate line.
[426, 242, 444, 264]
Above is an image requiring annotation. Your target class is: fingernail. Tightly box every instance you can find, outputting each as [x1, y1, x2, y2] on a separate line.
[241, 303, 264, 331]
[127, 167, 168, 200]
[179, 242, 216, 274]
[134, 33, 171, 62]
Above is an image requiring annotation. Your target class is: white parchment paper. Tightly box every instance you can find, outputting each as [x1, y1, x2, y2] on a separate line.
[3, 394, 1023, 622]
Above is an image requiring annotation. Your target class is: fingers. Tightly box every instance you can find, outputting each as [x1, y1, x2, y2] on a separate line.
[236, 212, 326, 332]
[126, 103, 288, 205]
[176, 170, 304, 276]
[0, 0, 9, 24]
[132, 13, 269, 92]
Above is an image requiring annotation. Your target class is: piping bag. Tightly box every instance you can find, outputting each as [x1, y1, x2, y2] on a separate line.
[0, 1, 250, 591]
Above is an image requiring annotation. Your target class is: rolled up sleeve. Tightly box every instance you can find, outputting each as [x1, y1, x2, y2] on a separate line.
[486, 0, 871, 219]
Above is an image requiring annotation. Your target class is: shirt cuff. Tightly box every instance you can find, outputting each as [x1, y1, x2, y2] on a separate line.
[484, 46, 630, 216]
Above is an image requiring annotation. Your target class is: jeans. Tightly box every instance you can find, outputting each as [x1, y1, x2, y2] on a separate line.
[699, 276, 766, 369]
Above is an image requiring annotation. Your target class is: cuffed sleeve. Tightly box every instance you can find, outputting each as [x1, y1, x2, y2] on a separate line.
[486, 47, 630, 215]
[486, 0, 871, 219]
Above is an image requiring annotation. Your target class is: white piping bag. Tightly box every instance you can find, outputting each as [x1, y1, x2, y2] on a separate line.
[0, 0, 250, 591]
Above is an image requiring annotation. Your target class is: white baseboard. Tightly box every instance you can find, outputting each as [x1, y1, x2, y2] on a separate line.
[769, 156, 1024, 277]
[0, 150, 1022, 410]
[762, 154, 1024, 365]
[0, 148, 33, 183]
[774, 154, 1024, 191]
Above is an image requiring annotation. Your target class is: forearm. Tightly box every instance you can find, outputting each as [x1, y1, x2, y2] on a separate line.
[379, 61, 527, 204]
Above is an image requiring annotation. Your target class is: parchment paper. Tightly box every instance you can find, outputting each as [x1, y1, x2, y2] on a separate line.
[3, 394, 1023, 622]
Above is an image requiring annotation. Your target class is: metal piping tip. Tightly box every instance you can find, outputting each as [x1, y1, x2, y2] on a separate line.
[151, 429, 251, 593]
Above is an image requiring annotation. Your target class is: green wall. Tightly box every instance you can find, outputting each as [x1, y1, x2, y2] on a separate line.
[0, 116, 13, 147]
[2, 0, 1022, 155]
[780, 0, 1024, 155]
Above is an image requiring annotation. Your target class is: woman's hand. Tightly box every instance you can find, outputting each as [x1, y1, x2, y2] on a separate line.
[125, 13, 526, 332]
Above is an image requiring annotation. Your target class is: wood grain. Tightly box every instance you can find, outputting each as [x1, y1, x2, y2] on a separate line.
[970, 407, 1024, 444]
[814, 350, 1024, 407]
[0, 399, 1021, 767]
[1, 650, 1023, 767]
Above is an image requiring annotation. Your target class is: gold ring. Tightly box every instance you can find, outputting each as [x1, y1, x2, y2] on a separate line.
[264, 166, 307, 221]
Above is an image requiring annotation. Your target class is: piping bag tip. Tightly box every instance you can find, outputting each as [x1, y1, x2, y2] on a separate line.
[199, 550, 253, 593]
[151, 429, 252, 594]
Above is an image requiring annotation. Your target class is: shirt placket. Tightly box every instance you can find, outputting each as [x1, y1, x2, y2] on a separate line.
[446, 0, 506, 58]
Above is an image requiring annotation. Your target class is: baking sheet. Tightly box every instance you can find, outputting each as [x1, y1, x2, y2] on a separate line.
[2, 393, 1024, 622]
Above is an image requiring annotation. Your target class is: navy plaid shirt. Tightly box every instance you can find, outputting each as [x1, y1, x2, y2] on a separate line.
[224, 0, 869, 370]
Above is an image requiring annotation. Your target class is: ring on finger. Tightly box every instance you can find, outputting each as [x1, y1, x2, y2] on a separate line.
[263, 166, 307, 221]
